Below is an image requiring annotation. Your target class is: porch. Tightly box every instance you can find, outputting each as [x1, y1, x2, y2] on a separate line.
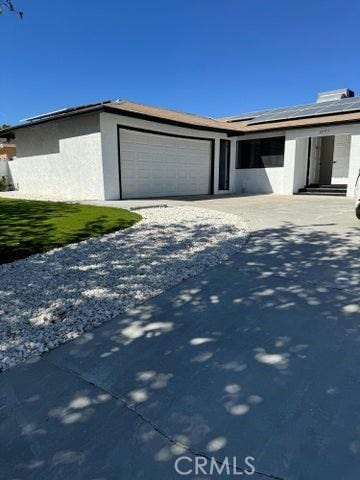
[297, 134, 349, 196]
[283, 126, 360, 198]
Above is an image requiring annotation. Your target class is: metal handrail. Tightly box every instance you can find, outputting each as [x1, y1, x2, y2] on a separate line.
[355, 169, 360, 193]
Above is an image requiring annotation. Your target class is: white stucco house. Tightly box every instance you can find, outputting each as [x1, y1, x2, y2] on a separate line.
[1, 88, 360, 200]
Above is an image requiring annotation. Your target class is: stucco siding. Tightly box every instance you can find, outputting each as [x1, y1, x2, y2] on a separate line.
[10, 114, 104, 200]
[234, 167, 284, 194]
[347, 134, 360, 197]
[283, 136, 309, 194]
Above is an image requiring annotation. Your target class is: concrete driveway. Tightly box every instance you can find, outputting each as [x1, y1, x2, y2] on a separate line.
[1, 195, 360, 480]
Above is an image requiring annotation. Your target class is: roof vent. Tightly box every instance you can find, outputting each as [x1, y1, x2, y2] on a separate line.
[316, 88, 355, 103]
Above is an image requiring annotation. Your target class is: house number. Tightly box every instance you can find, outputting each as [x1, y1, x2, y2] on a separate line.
[318, 129, 330, 135]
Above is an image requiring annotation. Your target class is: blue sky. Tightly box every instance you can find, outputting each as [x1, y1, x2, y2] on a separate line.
[2, 0, 360, 124]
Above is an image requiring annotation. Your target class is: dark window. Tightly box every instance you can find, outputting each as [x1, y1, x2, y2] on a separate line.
[236, 137, 285, 169]
[219, 139, 230, 190]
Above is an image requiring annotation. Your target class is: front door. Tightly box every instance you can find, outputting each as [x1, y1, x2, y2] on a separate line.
[331, 135, 351, 184]
[319, 136, 334, 185]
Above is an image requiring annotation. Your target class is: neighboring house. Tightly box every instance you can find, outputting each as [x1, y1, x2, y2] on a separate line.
[1, 88, 360, 200]
[0, 142, 15, 186]
[0, 142, 16, 160]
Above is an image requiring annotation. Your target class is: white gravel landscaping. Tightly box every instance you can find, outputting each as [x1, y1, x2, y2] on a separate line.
[0, 206, 248, 371]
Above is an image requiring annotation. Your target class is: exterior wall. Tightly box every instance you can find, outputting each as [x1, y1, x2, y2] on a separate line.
[283, 136, 309, 194]
[286, 122, 360, 141]
[348, 134, 360, 197]
[234, 167, 284, 194]
[100, 112, 231, 200]
[233, 131, 286, 194]
[10, 113, 104, 200]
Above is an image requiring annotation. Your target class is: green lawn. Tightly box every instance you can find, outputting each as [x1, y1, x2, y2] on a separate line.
[0, 198, 141, 264]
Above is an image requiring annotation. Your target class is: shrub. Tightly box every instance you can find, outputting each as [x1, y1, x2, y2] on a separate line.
[0, 176, 11, 192]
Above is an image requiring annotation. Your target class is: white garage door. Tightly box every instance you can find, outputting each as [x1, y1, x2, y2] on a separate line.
[119, 129, 212, 199]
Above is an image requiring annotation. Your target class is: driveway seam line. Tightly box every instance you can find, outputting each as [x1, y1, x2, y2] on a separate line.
[46, 359, 285, 480]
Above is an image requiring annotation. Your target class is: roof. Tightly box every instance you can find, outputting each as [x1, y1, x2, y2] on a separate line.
[3, 93, 360, 138]
[0, 102, 109, 138]
[226, 111, 360, 134]
[221, 93, 360, 126]
[219, 107, 283, 123]
[0, 99, 240, 138]
[103, 100, 235, 132]
[21, 100, 112, 123]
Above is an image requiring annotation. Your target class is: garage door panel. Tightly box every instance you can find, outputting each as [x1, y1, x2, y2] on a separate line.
[120, 129, 212, 199]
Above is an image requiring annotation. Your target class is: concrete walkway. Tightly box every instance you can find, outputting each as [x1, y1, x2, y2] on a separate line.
[1, 195, 359, 479]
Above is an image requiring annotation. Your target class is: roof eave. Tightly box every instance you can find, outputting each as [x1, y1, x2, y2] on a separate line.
[103, 105, 241, 134]
[228, 115, 360, 136]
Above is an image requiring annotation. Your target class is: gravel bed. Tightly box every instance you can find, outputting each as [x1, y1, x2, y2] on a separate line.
[0, 206, 248, 371]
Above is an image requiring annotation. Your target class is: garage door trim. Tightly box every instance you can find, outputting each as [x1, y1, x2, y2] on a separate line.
[116, 124, 215, 199]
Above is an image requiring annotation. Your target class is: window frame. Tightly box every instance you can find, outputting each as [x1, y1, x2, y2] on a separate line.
[236, 136, 285, 169]
[218, 139, 231, 190]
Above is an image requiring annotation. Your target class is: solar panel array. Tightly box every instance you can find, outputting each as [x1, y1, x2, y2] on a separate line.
[225, 96, 360, 125]
[246, 96, 360, 125]
[224, 108, 276, 122]
[24, 100, 112, 123]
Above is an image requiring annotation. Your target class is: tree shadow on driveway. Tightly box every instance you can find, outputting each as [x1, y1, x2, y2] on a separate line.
[1, 220, 360, 479]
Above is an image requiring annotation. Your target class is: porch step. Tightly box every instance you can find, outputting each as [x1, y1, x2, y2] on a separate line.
[320, 183, 347, 188]
[317, 184, 347, 189]
[299, 187, 347, 194]
[296, 191, 347, 197]
[297, 184, 347, 196]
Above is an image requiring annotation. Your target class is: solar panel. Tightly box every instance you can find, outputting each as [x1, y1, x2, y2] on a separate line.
[225, 108, 275, 122]
[227, 102, 322, 123]
[248, 96, 360, 125]
[315, 104, 345, 115]
[224, 103, 312, 122]
[22, 108, 68, 122]
[342, 99, 360, 111]
[22, 100, 112, 123]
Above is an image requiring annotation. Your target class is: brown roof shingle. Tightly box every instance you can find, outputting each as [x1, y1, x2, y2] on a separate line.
[104, 100, 239, 133]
